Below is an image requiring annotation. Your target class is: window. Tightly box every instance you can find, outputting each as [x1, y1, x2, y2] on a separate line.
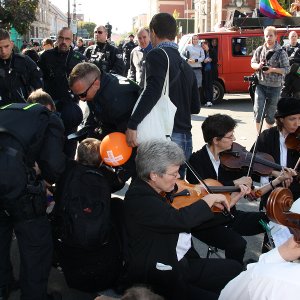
[232, 37, 264, 56]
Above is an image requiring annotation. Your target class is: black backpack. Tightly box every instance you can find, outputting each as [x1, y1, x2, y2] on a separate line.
[0, 103, 50, 211]
[53, 162, 111, 249]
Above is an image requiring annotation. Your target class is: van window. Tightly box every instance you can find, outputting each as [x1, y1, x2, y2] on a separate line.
[231, 36, 264, 56]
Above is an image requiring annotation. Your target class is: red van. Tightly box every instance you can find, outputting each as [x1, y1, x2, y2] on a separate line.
[178, 27, 300, 102]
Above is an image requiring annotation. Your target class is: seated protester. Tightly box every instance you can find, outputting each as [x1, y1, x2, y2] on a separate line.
[254, 97, 300, 210]
[53, 138, 124, 293]
[123, 140, 243, 300]
[220, 235, 300, 300]
[280, 63, 300, 99]
[186, 114, 295, 264]
[219, 197, 300, 300]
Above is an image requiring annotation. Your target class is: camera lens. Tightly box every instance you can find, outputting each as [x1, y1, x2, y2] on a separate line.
[262, 66, 269, 71]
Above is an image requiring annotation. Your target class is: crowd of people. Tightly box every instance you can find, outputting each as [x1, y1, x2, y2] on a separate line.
[1, 11, 300, 300]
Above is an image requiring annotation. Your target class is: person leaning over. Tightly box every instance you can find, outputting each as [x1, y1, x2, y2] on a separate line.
[122, 140, 243, 300]
[0, 91, 66, 300]
[69, 62, 140, 181]
[251, 26, 289, 132]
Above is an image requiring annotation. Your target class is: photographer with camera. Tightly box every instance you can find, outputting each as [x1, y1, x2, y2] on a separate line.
[251, 26, 289, 132]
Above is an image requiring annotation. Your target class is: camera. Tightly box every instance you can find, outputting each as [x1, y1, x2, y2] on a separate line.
[244, 74, 257, 82]
[262, 65, 269, 71]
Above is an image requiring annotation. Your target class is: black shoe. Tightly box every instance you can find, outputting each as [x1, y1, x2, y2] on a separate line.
[47, 291, 62, 300]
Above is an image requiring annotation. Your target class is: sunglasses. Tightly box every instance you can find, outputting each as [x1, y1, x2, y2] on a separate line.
[76, 78, 97, 98]
[94, 30, 104, 34]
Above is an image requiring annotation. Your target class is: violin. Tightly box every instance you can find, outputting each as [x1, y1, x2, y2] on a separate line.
[285, 127, 300, 152]
[266, 187, 300, 242]
[220, 142, 286, 176]
[165, 179, 240, 213]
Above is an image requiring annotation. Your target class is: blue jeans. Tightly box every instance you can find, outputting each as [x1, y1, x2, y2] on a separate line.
[171, 132, 193, 179]
[254, 84, 281, 125]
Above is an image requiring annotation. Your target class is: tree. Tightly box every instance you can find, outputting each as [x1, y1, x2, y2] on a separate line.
[78, 21, 97, 38]
[0, 0, 39, 35]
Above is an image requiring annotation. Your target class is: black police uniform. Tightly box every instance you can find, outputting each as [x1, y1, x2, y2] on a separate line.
[85, 72, 140, 182]
[0, 53, 43, 106]
[84, 42, 124, 75]
[122, 41, 136, 76]
[0, 103, 66, 300]
[39, 46, 87, 157]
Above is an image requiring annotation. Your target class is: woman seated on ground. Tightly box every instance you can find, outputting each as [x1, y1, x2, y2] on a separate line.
[122, 140, 245, 300]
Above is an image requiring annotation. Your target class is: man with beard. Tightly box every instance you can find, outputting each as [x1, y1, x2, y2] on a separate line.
[84, 24, 124, 75]
[39, 27, 87, 158]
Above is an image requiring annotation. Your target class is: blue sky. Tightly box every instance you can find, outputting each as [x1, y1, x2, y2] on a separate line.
[49, 0, 148, 33]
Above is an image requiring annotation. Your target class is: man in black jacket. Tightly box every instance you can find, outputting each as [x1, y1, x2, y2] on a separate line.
[39, 27, 87, 157]
[0, 29, 43, 106]
[84, 24, 124, 75]
[125, 13, 200, 178]
[122, 34, 136, 77]
[69, 62, 140, 138]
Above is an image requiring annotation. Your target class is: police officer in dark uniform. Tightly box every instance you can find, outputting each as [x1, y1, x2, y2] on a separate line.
[39, 27, 87, 158]
[122, 34, 136, 76]
[0, 94, 66, 300]
[69, 62, 139, 181]
[0, 29, 43, 106]
[84, 24, 124, 75]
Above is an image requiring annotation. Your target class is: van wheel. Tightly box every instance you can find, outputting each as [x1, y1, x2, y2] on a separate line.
[213, 81, 224, 103]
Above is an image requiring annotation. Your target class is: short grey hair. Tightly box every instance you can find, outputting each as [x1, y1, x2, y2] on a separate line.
[136, 140, 185, 180]
[68, 62, 101, 87]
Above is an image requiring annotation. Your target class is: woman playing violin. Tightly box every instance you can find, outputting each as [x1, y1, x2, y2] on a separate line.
[186, 114, 294, 264]
[255, 97, 300, 209]
[123, 140, 243, 300]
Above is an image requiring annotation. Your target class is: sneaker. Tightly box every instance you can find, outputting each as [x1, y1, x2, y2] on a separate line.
[206, 101, 213, 107]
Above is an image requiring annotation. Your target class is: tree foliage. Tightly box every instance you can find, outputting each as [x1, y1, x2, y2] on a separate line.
[0, 0, 39, 35]
[78, 21, 97, 38]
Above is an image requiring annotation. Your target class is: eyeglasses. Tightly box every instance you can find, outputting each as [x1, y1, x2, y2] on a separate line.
[222, 134, 235, 140]
[76, 78, 97, 99]
[164, 171, 180, 178]
[58, 36, 72, 42]
[94, 30, 104, 34]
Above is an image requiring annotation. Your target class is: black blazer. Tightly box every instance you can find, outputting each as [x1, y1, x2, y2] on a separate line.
[124, 178, 214, 298]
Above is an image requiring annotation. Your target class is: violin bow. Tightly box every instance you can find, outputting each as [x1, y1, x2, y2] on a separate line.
[185, 160, 234, 218]
[247, 97, 268, 177]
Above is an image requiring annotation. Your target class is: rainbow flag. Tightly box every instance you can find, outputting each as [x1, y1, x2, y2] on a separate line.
[260, 0, 292, 18]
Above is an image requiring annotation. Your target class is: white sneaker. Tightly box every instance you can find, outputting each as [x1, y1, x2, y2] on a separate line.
[205, 101, 213, 107]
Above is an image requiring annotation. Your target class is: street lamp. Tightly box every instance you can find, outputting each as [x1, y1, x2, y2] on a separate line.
[67, 0, 71, 27]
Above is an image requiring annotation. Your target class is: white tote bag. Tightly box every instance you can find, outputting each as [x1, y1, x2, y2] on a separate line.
[131, 48, 177, 144]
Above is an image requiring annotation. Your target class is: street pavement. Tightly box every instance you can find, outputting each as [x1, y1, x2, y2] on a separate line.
[9, 93, 265, 300]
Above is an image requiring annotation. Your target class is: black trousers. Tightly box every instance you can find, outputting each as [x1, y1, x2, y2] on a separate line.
[148, 249, 242, 300]
[0, 214, 52, 300]
[193, 210, 266, 264]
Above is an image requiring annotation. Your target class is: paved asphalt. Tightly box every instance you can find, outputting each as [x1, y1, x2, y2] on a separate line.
[9, 94, 264, 300]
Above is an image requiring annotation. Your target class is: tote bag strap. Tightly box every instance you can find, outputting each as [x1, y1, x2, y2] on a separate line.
[160, 48, 170, 97]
